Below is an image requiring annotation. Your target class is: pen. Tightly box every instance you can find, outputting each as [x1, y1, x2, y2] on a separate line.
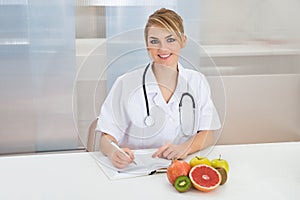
[109, 140, 137, 165]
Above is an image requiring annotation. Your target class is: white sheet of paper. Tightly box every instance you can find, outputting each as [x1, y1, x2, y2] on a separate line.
[90, 149, 171, 180]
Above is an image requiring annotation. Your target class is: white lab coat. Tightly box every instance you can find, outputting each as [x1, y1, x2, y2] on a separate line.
[96, 63, 221, 149]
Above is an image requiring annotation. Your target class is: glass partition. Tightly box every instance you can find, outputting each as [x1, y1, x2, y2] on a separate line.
[0, 0, 78, 154]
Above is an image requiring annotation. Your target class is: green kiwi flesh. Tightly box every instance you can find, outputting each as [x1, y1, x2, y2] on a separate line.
[174, 175, 191, 192]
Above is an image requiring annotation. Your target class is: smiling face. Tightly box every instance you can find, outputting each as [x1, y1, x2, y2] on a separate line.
[146, 26, 186, 69]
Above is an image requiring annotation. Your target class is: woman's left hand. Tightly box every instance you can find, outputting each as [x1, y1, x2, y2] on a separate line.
[152, 143, 191, 160]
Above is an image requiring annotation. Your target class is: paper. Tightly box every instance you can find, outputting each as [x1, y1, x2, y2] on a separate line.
[91, 149, 171, 180]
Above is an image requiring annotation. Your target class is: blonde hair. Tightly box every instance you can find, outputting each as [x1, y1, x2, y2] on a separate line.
[144, 8, 185, 47]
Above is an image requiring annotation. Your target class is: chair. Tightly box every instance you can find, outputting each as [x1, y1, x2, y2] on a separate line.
[86, 118, 100, 152]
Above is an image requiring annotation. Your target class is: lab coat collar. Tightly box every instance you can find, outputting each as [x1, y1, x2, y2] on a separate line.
[176, 63, 189, 93]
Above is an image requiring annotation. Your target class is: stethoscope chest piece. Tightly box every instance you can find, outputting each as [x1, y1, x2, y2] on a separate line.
[144, 115, 155, 127]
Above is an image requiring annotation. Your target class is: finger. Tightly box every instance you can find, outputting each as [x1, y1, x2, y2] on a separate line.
[123, 148, 135, 160]
[152, 143, 171, 158]
[161, 146, 179, 160]
[165, 149, 177, 160]
[111, 151, 129, 169]
[163, 144, 188, 160]
[115, 150, 132, 163]
[162, 147, 173, 159]
[112, 159, 128, 169]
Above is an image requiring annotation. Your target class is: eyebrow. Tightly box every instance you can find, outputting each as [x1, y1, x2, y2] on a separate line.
[149, 34, 173, 40]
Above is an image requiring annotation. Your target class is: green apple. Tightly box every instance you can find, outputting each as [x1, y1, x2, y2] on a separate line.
[189, 156, 211, 167]
[211, 155, 229, 173]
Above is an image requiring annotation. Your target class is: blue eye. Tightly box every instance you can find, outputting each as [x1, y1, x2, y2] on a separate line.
[167, 38, 176, 43]
[150, 39, 159, 44]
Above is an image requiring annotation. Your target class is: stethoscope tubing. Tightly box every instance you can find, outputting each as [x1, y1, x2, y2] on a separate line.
[142, 63, 151, 117]
[142, 63, 196, 136]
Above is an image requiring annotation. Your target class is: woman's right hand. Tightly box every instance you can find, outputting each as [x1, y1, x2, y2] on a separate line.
[108, 148, 135, 169]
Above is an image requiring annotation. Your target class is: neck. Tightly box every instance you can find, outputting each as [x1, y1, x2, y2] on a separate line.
[152, 63, 178, 101]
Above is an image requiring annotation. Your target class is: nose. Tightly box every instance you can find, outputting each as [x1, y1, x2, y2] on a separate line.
[158, 40, 169, 51]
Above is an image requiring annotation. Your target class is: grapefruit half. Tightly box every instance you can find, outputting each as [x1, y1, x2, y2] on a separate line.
[189, 164, 221, 192]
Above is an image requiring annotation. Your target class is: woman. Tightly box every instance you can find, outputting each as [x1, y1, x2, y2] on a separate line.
[96, 8, 221, 169]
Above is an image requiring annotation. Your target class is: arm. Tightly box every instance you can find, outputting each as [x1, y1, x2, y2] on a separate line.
[152, 130, 215, 160]
[186, 130, 215, 154]
[100, 133, 135, 169]
[96, 76, 135, 168]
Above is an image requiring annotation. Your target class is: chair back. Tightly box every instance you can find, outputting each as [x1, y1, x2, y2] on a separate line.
[87, 119, 100, 152]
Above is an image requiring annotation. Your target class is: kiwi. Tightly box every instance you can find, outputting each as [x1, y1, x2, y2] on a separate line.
[174, 175, 191, 192]
[216, 167, 227, 185]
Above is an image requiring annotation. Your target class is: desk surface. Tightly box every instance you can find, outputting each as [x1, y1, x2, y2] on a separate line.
[0, 142, 299, 200]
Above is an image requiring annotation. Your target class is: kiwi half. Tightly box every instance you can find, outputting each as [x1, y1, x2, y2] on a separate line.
[215, 167, 228, 185]
[174, 175, 192, 192]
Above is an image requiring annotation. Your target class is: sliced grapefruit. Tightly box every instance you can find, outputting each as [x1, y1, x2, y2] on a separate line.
[189, 164, 221, 192]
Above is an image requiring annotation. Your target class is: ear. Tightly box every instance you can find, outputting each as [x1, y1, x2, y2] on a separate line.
[181, 35, 187, 48]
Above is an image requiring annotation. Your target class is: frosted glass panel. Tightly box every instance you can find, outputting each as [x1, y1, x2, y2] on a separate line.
[0, 0, 77, 154]
[105, 6, 170, 90]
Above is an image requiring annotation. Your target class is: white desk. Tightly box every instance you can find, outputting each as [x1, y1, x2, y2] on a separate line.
[0, 142, 299, 200]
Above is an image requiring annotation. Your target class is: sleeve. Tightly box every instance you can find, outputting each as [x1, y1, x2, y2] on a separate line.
[95, 77, 130, 143]
[196, 75, 221, 131]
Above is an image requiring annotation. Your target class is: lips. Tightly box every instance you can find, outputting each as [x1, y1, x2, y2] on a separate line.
[158, 53, 172, 60]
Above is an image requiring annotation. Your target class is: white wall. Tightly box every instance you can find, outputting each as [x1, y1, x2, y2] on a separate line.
[199, 0, 300, 144]
[200, 0, 300, 46]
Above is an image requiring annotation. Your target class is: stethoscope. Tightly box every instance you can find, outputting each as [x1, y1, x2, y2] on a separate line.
[142, 63, 196, 136]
